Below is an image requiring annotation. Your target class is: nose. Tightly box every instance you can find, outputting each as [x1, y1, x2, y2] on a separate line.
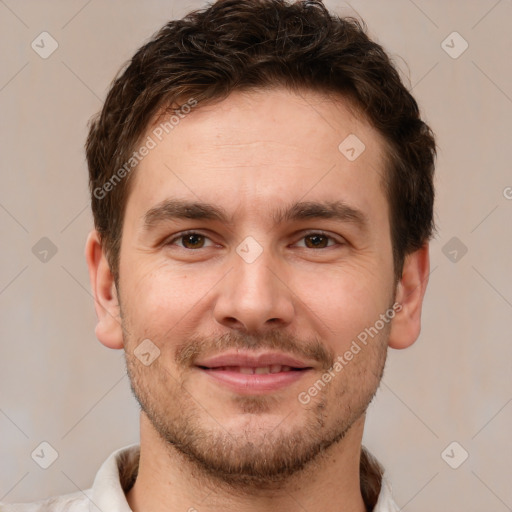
[213, 245, 295, 334]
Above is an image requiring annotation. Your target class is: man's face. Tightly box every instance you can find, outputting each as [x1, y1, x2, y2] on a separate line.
[118, 87, 396, 485]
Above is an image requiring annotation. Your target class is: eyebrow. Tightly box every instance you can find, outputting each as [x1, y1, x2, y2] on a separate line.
[143, 198, 369, 232]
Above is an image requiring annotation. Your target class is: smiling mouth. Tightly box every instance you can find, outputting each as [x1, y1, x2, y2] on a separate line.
[195, 364, 312, 394]
[193, 349, 316, 393]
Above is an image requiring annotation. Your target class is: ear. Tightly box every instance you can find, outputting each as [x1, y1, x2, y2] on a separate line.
[85, 230, 124, 349]
[388, 243, 430, 350]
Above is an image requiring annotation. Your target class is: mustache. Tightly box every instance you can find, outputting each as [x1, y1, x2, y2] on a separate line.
[174, 330, 335, 370]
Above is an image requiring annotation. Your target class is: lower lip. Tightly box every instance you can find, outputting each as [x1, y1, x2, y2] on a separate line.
[197, 367, 311, 394]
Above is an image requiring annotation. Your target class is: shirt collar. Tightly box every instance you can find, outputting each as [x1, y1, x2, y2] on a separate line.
[88, 444, 139, 512]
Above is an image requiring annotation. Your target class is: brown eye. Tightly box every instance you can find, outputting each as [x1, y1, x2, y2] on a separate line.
[167, 232, 214, 249]
[180, 233, 206, 249]
[303, 233, 331, 249]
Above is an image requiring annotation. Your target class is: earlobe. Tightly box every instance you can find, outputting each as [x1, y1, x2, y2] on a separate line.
[388, 243, 430, 350]
[85, 230, 124, 350]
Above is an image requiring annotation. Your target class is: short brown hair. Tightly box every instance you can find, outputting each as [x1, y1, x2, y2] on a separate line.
[86, 0, 436, 283]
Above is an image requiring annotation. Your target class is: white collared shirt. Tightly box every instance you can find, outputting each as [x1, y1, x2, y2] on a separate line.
[1, 445, 400, 512]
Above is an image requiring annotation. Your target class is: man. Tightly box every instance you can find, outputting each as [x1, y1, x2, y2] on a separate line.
[4, 0, 435, 510]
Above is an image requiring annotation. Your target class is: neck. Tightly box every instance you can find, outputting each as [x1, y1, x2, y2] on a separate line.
[126, 413, 374, 512]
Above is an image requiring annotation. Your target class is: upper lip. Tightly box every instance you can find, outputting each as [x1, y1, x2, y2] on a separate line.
[195, 351, 314, 369]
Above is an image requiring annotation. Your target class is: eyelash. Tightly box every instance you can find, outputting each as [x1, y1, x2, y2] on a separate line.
[166, 230, 343, 250]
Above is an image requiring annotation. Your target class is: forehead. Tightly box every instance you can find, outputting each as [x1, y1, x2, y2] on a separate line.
[128, 87, 389, 227]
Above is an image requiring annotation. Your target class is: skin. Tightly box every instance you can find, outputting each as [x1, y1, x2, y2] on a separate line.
[86, 87, 430, 512]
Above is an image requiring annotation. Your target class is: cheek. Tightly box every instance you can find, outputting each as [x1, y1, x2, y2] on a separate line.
[120, 260, 182, 327]
[120, 258, 218, 336]
[292, 262, 391, 350]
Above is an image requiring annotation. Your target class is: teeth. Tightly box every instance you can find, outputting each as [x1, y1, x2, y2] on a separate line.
[212, 365, 294, 373]
[207, 364, 298, 375]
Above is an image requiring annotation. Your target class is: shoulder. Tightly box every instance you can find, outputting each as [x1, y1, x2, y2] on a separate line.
[0, 490, 91, 512]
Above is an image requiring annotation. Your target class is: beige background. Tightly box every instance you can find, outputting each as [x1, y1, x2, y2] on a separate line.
[1, 0, 511, 510]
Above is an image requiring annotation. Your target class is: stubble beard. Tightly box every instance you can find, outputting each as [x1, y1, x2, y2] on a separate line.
[123, 318, 389, 490]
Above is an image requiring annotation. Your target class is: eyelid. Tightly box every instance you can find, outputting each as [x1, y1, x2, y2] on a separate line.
[166, 230, 216, 248]
[292, 230, 344, 248]
[165, 229, 344, 249]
